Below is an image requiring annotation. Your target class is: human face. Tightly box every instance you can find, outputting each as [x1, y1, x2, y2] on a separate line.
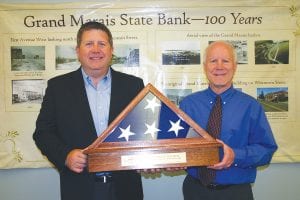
[76, 29, 113, 78]
[204, 42, 237, 94]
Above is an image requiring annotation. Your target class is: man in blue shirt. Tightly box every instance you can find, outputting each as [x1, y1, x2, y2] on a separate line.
[179, 41, 277, 200]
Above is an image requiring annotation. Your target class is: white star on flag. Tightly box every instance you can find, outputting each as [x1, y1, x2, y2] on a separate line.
[144, 121, 161, 139]
[118, 125, 135, 141]
[144, 97, 161, 113]
[168, 119, 184, 137]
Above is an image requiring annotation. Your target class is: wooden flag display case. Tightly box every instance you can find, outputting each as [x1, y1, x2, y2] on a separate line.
[84, 83, 221, 172]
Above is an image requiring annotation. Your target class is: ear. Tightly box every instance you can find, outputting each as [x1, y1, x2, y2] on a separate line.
[233, 62, 237, 74]
[75, 46, 79, 56]
[203, 62, 208, 73]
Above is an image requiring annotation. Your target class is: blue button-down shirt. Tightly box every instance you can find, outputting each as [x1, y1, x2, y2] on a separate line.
[179, 86, 277, 184]
[82, 68, 111, 136]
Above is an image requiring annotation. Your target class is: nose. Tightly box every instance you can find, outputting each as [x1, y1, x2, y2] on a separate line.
[91, 43, 101, 52]
[216, 59, 224, 68]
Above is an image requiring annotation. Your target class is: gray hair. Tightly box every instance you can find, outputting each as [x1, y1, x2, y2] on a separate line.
[203, 41, 237, 65]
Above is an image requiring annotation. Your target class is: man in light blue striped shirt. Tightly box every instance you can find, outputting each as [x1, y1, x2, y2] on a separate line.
[33, 21, 144, 200]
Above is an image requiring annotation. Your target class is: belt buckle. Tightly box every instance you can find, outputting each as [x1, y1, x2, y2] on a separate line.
[207, 183, 218, 190]
[95, 173, 112, 183]
[102, 175, 107, 183]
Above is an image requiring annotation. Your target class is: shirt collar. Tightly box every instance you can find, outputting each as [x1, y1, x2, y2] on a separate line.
[207, 85, 236, 104]
[81, 67, 112, 90]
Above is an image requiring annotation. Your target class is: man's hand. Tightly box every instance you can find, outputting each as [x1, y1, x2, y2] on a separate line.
[208, 139, 235, 170]
[65, 149, 87, 173]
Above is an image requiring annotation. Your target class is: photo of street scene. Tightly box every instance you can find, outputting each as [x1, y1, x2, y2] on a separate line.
[111, 44, 140, 67]
[163, 88, 192, 106]
[56, 45, 79, 70]
[12, 79, 46, 104]
[11, 46, 45, 71]
[257, 87, 288, 112]
[255, 40, 289, 64]
[161, 41, 200, 65]
[209, 40, 248, 64]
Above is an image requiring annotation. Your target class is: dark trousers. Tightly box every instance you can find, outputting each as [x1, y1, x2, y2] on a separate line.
[93, 181, 117, 200]
[183, 175, 254, 200]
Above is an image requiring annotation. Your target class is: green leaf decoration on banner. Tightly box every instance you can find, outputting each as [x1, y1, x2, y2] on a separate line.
[289, 5, 300, 36]
[0, 131, 23, 163]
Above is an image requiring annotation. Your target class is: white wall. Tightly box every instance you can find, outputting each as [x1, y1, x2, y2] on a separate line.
[1, 0, 299, 200]
[1, 163, 300, 200]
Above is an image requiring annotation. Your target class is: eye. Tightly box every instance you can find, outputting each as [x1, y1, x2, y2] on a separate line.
[209, 59, 217, 64]
[222, 59, 232, 64]
[98, 42, 107, 48]
[85, 42, 93, 47]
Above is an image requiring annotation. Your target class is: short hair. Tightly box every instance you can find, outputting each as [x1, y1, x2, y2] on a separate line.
[76, 21, 113, 47]
[203, 41, 237, 65]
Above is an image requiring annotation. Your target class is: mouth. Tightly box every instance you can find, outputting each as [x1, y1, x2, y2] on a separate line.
[214, 73, 226, 76]
[89, 55, 104, 60]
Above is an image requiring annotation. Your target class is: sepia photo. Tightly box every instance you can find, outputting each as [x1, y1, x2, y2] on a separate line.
[56, 45, 80, 70]
[11, 46, 45, 71]
[12, 79, 46, 104]
[111, 44, 140, 67]
[161, 41, 200, 65]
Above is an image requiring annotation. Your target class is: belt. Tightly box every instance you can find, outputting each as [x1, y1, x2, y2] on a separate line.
[94, 173, 113, 183]
[190, 175, 232, 190]
[205, 183, 232, 190]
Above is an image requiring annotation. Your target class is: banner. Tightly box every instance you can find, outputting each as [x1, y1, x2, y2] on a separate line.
[0, 1, 299, 168]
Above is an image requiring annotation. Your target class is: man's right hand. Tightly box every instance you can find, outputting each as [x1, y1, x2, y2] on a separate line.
[65, 149, 87, 173]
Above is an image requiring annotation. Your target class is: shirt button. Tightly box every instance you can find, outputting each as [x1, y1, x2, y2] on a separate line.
[234, 164, 238, 167]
